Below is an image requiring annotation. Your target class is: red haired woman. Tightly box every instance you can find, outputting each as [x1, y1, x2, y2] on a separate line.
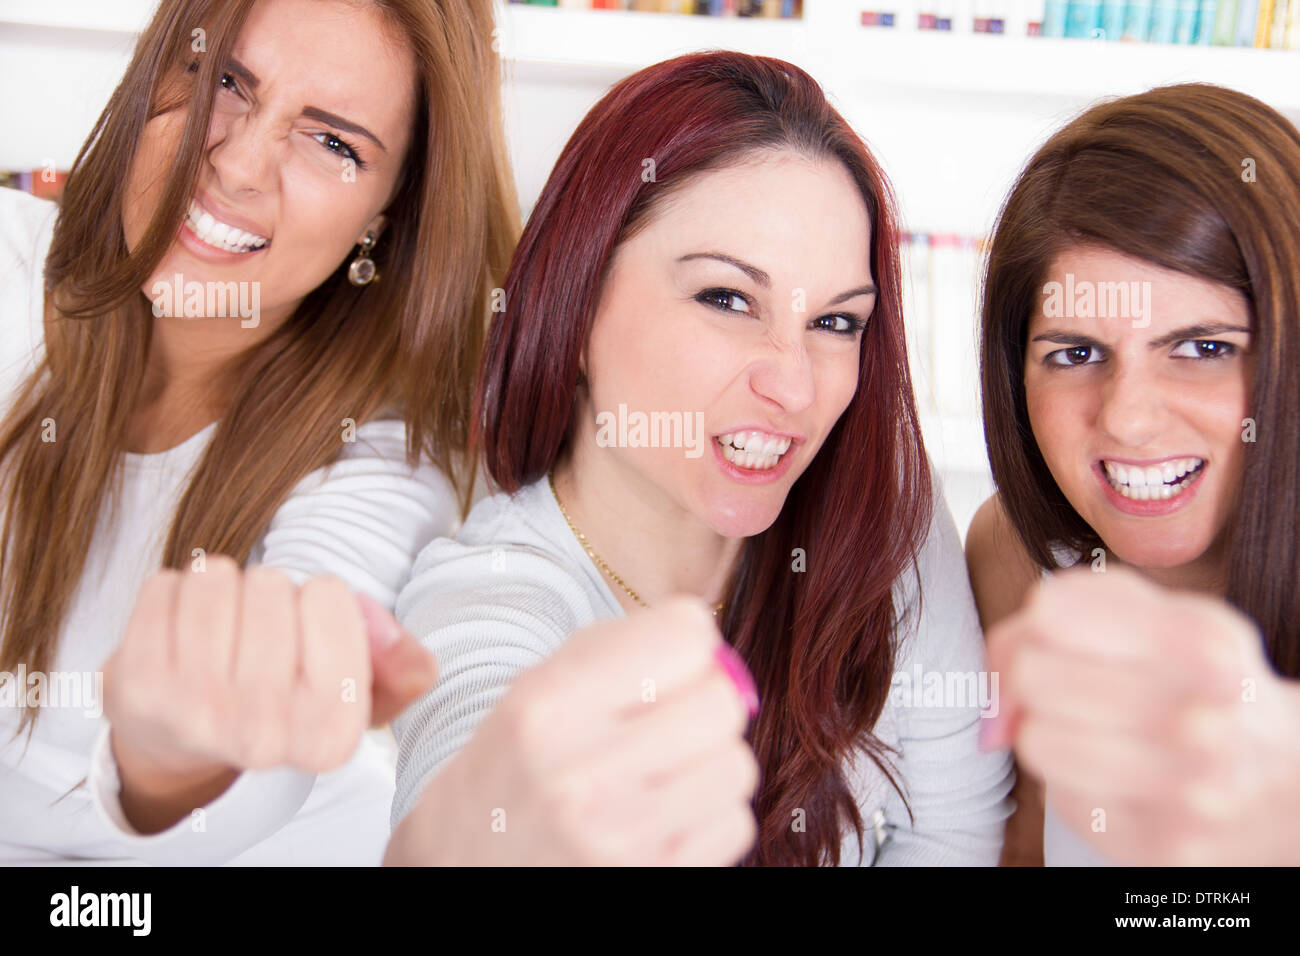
[968, 84, 1300, 865]
[388, 51, 1014, 866]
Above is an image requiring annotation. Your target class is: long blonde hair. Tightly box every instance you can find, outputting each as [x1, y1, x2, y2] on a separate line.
[0, 0, 519, 732]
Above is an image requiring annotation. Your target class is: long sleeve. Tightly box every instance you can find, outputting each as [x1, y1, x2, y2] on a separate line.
[390, 534, 606, 828]
[871, 484, 1016, 865]
[88, 419, 457, 865]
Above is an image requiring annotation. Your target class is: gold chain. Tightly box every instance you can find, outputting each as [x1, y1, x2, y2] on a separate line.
[548, 470, 725, 618]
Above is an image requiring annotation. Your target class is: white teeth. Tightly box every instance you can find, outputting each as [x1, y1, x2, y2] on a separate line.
[185, 198, 268, 253]
[716, 431, 792, 470]
[1101, 457, 1205, 500]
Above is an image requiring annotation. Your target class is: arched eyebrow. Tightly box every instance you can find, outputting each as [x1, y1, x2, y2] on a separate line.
[677, 251, 876, 305]
[1031, 323, 1252, 350]
[227, 56, 388, 153]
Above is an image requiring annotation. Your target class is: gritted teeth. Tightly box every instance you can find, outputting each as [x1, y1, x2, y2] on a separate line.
[716, 430, 792, 471]
[185, 199, 269, 253]
[1102, 457, 1205, 500]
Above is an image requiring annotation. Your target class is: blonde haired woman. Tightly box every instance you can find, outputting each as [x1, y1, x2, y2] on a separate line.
[0, 0, 517, 864]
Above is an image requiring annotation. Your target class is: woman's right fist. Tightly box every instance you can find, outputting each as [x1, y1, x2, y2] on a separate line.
[388, 597, 761, 866]
[104, 557, 437, 832]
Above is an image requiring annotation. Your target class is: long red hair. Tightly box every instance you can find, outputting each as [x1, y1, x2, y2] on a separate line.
[475, 52, 932, 865]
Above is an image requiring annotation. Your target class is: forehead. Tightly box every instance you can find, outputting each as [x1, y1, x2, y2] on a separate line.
[1029, 243, 1252, 336]
[235, 0, 417, 131]
[635, 151, 874, 283]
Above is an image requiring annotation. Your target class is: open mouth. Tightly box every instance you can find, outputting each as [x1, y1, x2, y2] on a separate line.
[183, 199, 269, 254]
[716, 431, 793, 472]
[1101, 457, 1205, 501]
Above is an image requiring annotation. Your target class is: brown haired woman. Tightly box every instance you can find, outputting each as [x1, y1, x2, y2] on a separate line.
[387, 51, 1015, 866]
[0, 0, 518, 863]
[967, 83, 1300, 865]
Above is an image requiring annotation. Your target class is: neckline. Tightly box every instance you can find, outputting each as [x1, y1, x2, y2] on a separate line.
[534, 475, 628, 619]
[122, 420, 219, 468]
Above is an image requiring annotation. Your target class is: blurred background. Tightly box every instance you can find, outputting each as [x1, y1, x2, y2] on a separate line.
[3, 0, 1297, 537]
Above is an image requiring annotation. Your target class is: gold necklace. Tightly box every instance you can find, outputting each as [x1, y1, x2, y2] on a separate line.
[548, 470, 725, 618]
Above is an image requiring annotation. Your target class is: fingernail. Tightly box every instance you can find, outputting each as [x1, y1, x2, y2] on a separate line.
[714, 643, 759, 719]
[356, 592, 401, 651]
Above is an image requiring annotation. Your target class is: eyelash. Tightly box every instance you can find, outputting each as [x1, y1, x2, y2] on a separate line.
[1044, 340, 1238, 367]
[696, 288, 867, 337]
[186, 61, 367, 169]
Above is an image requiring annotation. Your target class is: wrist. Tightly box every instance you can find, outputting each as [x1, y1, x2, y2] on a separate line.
[111, 730, 239, 834]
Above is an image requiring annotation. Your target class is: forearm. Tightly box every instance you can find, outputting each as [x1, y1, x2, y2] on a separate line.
[113, 731, 240, 834]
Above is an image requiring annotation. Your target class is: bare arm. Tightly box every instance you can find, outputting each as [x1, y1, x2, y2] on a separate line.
[964, 492, 1044, 867]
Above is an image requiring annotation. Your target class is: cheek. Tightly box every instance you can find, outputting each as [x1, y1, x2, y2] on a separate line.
[123, 116, 186, 251]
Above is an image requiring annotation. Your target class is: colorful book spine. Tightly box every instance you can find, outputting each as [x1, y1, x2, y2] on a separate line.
[1211, 0, 1239, 39]
[1196, 0, 1218, 40]
[1149, 0, 1180, 38]
[1063, 0, 1102, 34]
[1174, 0, 1200, 38]
[1254, 0, 1275, 44]
[1123, 0, 1156, 36]
[1042, 0, 1069, 33]
[1100, 0, 1127, 35]
[1234, 0, 1260, 44]
[1270, 0, 1289, 43]
[1287, 0, 1300, 46]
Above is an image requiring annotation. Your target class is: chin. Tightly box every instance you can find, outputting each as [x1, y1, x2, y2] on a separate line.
[1096, 527, 1215, 573]
[698, 489, 785, 539]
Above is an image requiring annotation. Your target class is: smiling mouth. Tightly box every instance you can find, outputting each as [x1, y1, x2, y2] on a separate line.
[183, 199, 269, 254]
[716, 431, 793, 471]
[1101, 457, 1206, 501]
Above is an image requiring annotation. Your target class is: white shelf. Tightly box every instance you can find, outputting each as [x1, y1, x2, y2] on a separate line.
[500, 4, 1300, 113]
[0, 0, 157, 34]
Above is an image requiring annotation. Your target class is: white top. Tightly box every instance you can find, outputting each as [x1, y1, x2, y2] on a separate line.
[0, 187, 458, 865]
[392, 473, 1015, 865]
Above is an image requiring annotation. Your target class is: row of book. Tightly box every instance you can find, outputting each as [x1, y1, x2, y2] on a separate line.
[860, 0, 1298, 44]
[510, 0, 803, 15]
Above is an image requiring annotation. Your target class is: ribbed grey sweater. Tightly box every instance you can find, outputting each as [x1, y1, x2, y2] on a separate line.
[392, 474, 1014, 865]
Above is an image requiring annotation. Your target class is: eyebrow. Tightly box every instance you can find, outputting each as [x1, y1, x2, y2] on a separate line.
[1030, 323, 1252, 350]
[677, 252, 877, 305]
[227, 57, 388, 153]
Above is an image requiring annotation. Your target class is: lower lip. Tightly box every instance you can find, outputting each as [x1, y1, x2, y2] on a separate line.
[1094, 460, 1206, 517]
[175, 217, 268, 263]
[711, 438, 796, 485]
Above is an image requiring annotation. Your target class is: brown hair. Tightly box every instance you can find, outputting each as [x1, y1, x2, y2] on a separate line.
[979, 83, 1300, 677]
[476, 52, 932, 865]
[0, 0, 520, 733]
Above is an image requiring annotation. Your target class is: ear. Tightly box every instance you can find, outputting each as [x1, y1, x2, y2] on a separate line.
[360, 212, 388, 245]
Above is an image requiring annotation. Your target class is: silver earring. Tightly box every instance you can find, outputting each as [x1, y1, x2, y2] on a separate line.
[348, 232, 378, 286]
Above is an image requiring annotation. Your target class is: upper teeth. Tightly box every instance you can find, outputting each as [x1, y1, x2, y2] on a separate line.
[717, 431, 792, 471]
[185, 199, 268, 253]
[1103, 458, 1204, 499]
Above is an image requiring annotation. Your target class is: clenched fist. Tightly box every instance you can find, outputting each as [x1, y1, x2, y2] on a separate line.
[104, 556, 438, 832]
[387, 597, 761, 866]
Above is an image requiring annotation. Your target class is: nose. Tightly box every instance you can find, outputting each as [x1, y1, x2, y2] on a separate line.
[747, 328, 816, 415]
[206, 107, 279, 196]
[1095, 359, 1167, 449]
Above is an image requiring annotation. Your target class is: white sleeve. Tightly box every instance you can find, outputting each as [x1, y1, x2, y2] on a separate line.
[90, 418, 458, 865]
[389, 539, 599, 828]
[873, 479, 1016, 866]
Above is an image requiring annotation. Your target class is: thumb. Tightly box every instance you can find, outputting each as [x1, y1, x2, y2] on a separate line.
[355, 591, 439, 726]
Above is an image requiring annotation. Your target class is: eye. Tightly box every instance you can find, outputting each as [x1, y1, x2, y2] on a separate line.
[218, 71, 242, 97]
[811, 313, 867, 336]
[1171, 340, 1236, 360]
[697, 289, 752, 315]
[1045, 345, 1102, 367]
[312, 132, 365, 166]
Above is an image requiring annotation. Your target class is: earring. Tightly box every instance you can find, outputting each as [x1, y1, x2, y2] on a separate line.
[348, 232, 378, 286]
